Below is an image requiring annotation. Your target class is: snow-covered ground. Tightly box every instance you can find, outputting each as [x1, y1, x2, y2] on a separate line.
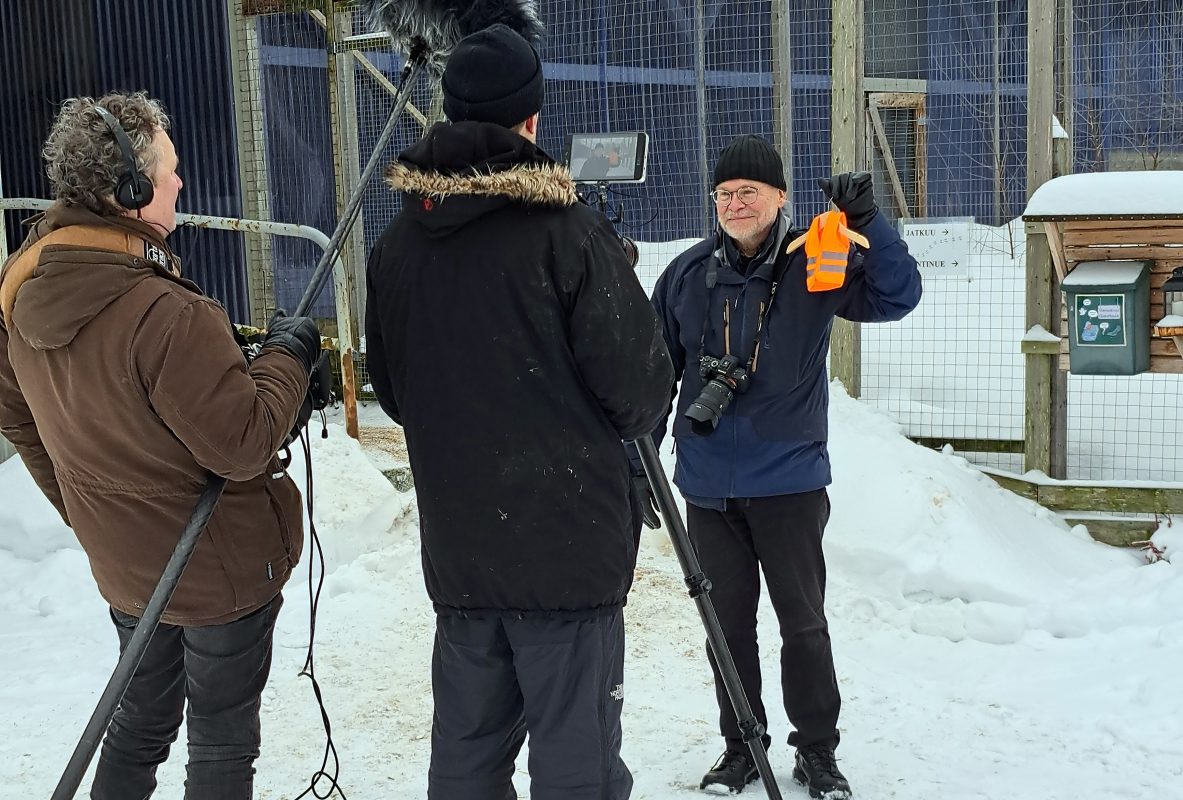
[3, 387, 1181, 799]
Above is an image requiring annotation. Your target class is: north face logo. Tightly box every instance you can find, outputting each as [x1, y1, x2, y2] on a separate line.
[610, 683, 624, 701]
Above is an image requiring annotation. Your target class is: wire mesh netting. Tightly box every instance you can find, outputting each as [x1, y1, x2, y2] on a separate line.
[1065, 1, 1183, 481]
[858, 0, 1183, 480]
[145, 1, 1183, 481]
[252, 1, 835, 399]
[860, 0, 1031, 473]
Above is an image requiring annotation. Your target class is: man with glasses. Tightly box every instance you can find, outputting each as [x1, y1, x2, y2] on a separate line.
[647, 134, 921, 796]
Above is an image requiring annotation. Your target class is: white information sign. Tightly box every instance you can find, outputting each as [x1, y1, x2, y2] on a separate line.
[897, 217, 973, 278]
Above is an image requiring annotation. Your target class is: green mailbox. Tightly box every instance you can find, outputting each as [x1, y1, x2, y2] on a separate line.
[1061, 260, 1150, 376]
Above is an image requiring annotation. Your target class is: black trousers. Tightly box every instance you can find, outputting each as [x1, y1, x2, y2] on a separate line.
[89, 596, 283, 800]
[686, 489, 840, 752]
[428, 611, 633, 800]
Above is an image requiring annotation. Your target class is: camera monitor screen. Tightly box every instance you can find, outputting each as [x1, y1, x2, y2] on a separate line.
[565, 131, 649, 184]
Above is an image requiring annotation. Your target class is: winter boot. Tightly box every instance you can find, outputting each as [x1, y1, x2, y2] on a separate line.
[793, 743, 852, 799]
[700, 749, 758, 794]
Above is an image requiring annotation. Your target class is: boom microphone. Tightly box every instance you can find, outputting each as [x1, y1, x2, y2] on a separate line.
[362, 0, 545, 71]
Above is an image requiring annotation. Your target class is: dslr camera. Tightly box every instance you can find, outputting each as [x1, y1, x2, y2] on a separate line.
[684, 354, 751, 435]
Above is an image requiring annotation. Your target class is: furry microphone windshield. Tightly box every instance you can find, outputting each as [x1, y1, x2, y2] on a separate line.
[361, 0, 544, 72]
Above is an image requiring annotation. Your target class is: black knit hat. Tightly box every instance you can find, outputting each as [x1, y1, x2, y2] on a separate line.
[713, 134, 787, 190]
[442, 24, 544, 128]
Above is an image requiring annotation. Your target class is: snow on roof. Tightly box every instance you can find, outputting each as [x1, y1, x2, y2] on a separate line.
[1061, 259, 1147, 286]
[1024, 171, 1183, 219]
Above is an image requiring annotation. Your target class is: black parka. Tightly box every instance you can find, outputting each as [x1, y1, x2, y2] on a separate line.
[365, 121, 673, 617]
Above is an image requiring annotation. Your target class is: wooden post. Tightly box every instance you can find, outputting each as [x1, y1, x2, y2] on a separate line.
[1024, 0, 1067, 478]
[992, 0, 1003, 225]
[333, 257, 360, 439]
[225, 0, 275, 327]
[830, 0, 865, 397]
[771, 0, 794, 203]
[323, 4, 365, 440]
[325, 3, 366, 348]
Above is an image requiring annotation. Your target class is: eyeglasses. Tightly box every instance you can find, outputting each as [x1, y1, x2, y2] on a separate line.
[711, 186, 761, 206]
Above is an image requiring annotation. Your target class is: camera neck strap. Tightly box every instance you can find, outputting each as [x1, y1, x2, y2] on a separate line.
[697, 233, 795, 377]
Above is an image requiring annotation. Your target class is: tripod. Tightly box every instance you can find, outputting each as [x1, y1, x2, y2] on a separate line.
[631, 436, 783, 798]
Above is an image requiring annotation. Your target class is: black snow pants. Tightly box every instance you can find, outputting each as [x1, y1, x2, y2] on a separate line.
[685, 489, 841, 752]
[427, 610, 632, 800]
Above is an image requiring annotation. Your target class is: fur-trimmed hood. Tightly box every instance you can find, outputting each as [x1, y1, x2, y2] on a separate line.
[385, 121, 579, 237]
[386, 160, 578, 207]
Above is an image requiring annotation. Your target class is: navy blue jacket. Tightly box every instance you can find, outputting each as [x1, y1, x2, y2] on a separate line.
[651, 211, 921, 505]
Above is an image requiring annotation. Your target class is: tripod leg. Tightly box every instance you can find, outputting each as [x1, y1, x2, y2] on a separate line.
[632, 436, 784, 800]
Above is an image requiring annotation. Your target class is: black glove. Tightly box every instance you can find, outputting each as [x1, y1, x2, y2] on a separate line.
[631, 472, 662, 530]
[818, 171, 878, 230]
[262, 310, 321, 375]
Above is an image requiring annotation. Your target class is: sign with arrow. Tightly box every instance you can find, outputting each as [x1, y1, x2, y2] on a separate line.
[897, 217, 972, 278]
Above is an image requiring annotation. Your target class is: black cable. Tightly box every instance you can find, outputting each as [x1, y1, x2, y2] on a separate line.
[606, 185, 661, 229]
[169, 218, 205, 281]
[292, 427, 347, 800]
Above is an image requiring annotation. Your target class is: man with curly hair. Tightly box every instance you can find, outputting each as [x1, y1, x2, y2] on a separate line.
[0, 92, 321, 799]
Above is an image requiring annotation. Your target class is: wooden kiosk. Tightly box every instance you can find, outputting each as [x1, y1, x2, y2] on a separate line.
[1008, 171, 1183, 546]
[1023, 171, 1183, 373]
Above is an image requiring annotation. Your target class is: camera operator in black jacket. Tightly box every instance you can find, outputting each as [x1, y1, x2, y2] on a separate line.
[364, 24, 673, 800]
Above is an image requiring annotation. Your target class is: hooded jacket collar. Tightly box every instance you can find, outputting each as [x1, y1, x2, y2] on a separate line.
[385, 121, 579, 237]
[2, 203, 193, 350]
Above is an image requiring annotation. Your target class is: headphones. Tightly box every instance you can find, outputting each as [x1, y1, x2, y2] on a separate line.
[94, 105, 154, 211]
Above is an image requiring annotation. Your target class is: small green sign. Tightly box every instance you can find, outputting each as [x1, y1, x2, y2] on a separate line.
[1074, 294, 1126, 347]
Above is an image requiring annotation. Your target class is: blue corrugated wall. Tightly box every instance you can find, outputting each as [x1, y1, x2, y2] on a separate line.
[0, 0, 249, 321]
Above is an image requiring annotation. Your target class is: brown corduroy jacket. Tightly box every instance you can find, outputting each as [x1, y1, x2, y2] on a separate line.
[0, 203, 308, 625]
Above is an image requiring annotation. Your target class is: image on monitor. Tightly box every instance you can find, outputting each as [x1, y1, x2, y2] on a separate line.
[566, 132, 649, 183]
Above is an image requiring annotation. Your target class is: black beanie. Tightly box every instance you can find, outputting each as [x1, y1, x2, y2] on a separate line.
[442, 24, 544, 128]
[713, 134, 787, 190]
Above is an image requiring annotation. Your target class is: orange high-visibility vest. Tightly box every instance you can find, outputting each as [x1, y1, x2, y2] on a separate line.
[785, 210, 869, 293]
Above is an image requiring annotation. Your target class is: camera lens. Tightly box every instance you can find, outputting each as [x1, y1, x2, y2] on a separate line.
[684, 378, 735, 435]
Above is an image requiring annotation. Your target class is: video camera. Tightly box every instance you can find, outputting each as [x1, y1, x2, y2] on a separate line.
[564, 131, 650, 269]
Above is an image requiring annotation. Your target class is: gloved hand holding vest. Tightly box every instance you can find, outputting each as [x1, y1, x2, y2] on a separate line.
[817, 171, 878, 230]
